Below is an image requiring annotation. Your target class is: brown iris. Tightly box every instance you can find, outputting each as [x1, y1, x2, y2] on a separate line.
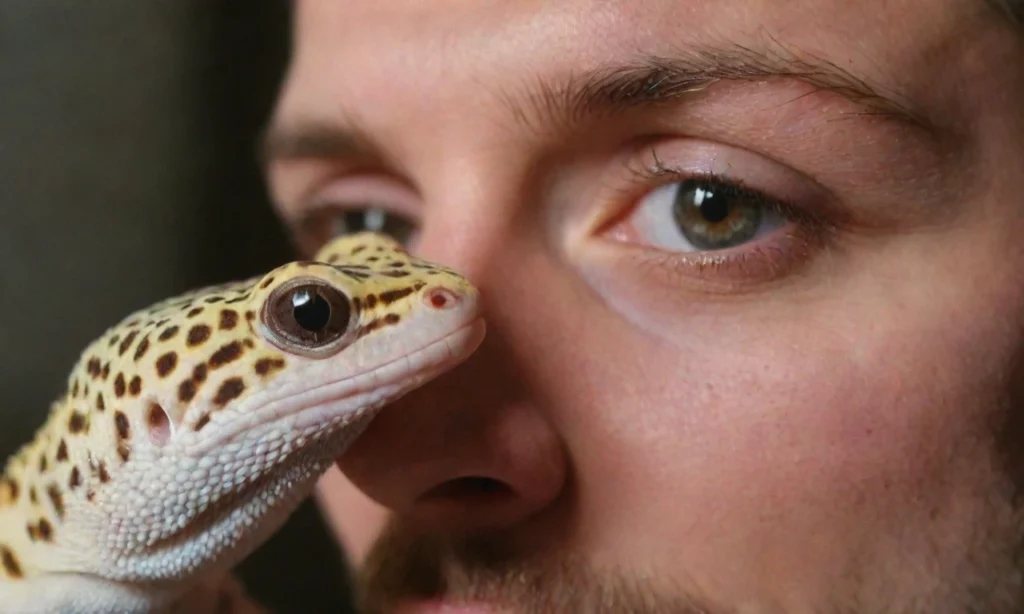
[672, 179, 763, 250]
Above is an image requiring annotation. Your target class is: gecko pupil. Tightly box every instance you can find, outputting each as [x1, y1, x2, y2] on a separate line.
[292, 289, 331, 331]
[263, 280, 352, 353]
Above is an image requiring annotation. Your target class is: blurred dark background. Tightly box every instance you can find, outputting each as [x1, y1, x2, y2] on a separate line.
[0, 2, 354, 611]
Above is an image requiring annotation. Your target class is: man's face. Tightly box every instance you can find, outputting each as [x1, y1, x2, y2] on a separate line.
[264, 1, 1024, 612]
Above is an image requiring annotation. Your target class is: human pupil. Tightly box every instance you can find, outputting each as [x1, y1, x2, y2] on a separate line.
[291, 289, 331, 331]
[690, 186, 730, 222]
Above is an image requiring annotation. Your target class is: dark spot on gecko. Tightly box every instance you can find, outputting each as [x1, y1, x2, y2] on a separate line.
[70, 379, 79, 398]
[260, 276, 276, 289]
[108, 334, 120, 348]
[101, 362, 110, 380]
[87, 358, 101, 378]
[381, 270, 411, 278]
[69, 466, 81, 489]
[29, 487, 38, 504]
[158, 326, 179, 342]
[97, 462, 110, 483]
[243, 339, 254, 349]
[339, 269, 369, 281]
[114, 411, 130, 440]
[351, 245, 366, 254]
[187, 325, 212, 347]
[385, 313, 401, 324]
[36, 518, 53, 541]
[0, 478, 19, 505]
[128, 376, 142, 397]
[179, 380, 197, 403]
[56, 439, 68, 462]
[204, 296, 224, 304]
[327, 254, 340, 263]
[118, 330, 138, 356]
[86, 490, 96, 502]
[245, 310, 255, 323]
[68, 411, 87, 434]
[254, 357, 286, 376]
[2, 545, 23, 578]
[38, 454, 47, 473]
[194, 413, 211, 431]
[187, 307, 204, 318]
[133, 335, 151, 361]
[209, 341, 243, 369]
[219, 309, 239, 330]
[379, 287, 415, 305]
[117, 443, 131, 462]
[114, 373, 126, 398]
[46, 484, 65, 519]
[96, 392, 105, 411]
[212, 378, 245, 406]
[193, 363, 208, 384]
[156, 352, 178, 377]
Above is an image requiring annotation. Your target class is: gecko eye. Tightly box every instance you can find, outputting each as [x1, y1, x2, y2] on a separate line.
[262, 279, 353, 354]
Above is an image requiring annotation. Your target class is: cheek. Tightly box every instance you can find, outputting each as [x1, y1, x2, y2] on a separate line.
[544, 266, 1023, 585]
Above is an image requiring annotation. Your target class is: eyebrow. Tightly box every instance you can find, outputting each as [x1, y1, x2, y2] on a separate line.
[260, 119, 389, 168]
[503, 42, 937, 139]
[261, 41, 937, 169]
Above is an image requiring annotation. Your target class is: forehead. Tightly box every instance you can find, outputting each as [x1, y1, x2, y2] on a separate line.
[282, 0, 998, 120]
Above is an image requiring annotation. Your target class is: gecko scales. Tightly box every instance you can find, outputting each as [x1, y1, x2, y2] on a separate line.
[0, 231, 485, 613]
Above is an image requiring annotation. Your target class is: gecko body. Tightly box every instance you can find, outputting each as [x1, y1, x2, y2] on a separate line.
[0, 232, 485, 613]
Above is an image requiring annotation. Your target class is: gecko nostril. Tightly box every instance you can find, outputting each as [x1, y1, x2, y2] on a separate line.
[147, 403, 171, 447]
[424, 287, 459, 310]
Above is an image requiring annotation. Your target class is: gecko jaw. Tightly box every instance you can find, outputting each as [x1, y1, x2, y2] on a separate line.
[182, 316, 486, 457]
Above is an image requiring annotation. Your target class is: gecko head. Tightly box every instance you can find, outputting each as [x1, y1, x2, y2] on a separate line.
[64, 232, 483, 584]
[165, 231, 485, 455]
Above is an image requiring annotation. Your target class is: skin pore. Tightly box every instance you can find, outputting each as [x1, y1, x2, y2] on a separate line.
[262, 1, 1024, 612]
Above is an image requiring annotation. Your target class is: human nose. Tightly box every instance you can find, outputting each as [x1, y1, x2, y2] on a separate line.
[334, 240, 568, 534]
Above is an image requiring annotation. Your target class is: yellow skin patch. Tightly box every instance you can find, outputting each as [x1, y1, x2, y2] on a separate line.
[0, 232, 484, 613]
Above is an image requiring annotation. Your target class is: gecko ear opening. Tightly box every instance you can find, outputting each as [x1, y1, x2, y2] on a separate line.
[147, 403, 172, 447]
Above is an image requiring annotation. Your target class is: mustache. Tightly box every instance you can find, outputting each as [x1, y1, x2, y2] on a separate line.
[353, 520, 713, 614]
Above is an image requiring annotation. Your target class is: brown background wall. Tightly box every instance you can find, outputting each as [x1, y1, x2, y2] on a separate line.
[0, 2, 353, 611]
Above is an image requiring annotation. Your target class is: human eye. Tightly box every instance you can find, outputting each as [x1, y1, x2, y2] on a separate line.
[595, 145, 832, 287]
[286, 176, 420, 258]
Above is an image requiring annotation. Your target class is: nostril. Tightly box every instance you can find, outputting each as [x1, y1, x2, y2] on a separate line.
[424, 287, 459, 310]
[419, 476, 512, 501]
